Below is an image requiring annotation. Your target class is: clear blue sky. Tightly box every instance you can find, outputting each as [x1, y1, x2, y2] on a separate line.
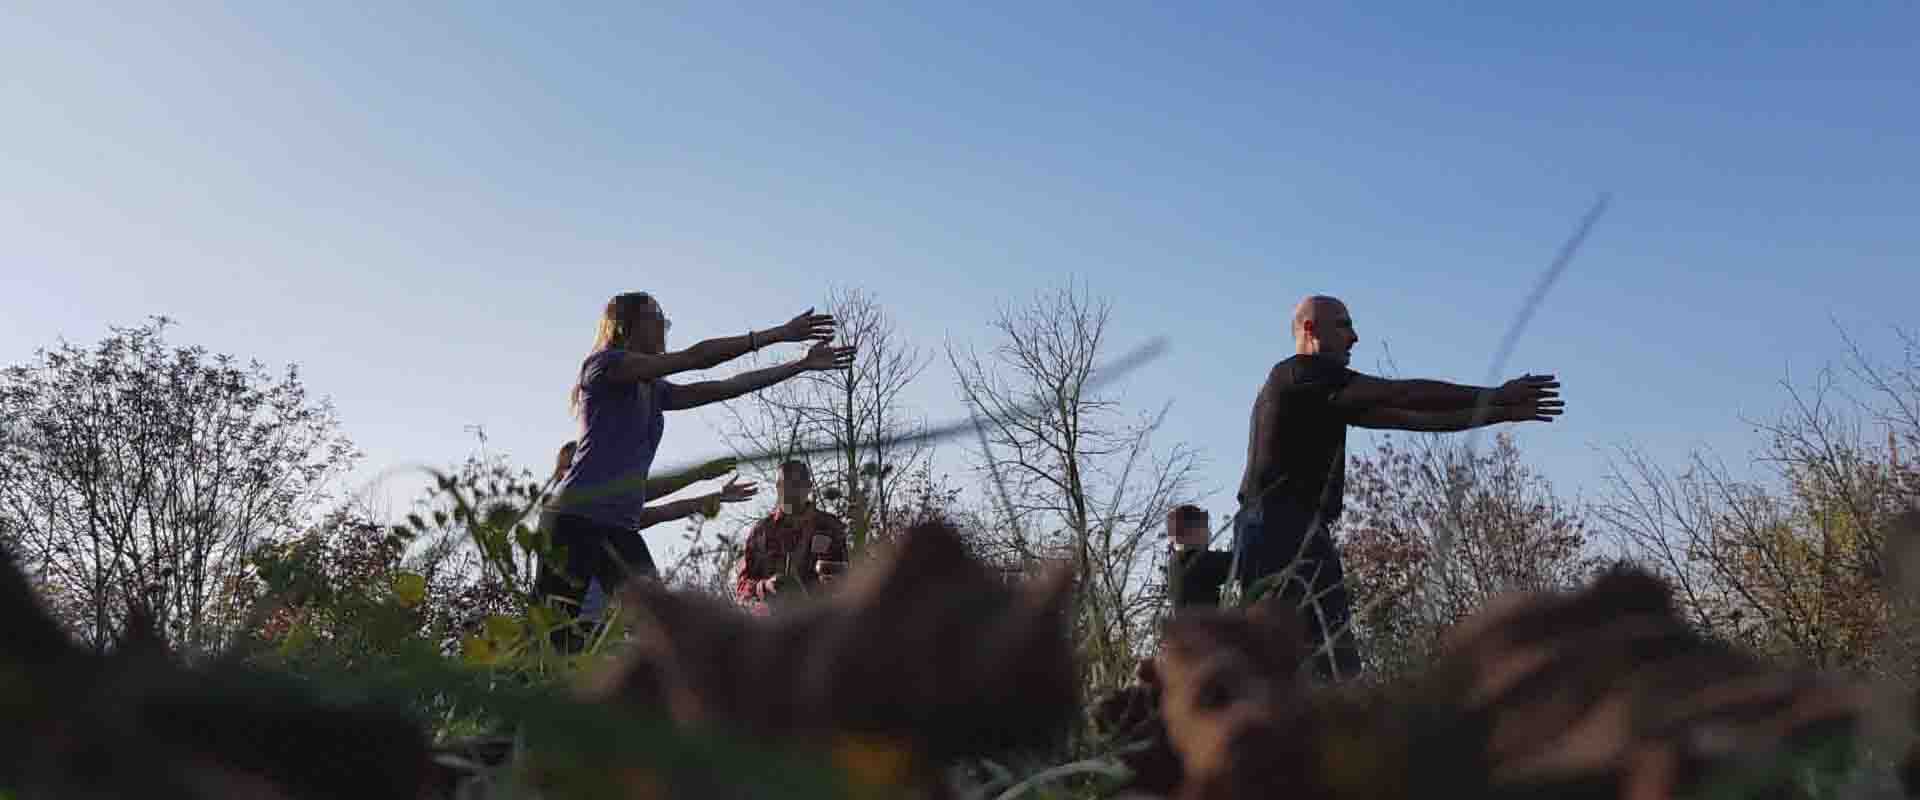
[4, 4, 1915, 556]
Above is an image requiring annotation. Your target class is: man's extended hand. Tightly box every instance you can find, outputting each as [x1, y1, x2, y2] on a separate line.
[1494, 373, 1560, 406]
[798, 340, 856, 372]
[778, 308, 838, 344]
[717, 477, 757, 503]
[701, 478, 758, 516]
[1499, 396, 1565, 423]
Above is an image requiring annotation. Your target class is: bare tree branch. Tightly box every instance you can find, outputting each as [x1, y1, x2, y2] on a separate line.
[0, 317, 358, 658]
[947, 280, 1203, 692]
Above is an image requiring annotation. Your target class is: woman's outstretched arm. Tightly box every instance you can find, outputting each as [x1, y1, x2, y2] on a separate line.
[605, 308, 838, 383]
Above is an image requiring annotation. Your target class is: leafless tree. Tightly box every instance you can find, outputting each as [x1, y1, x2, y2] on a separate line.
[1838, 322, 1920, 498]
[947, 280, 1202, 693]
[0, 317, 358, 658]
[716, 286, 934, 554]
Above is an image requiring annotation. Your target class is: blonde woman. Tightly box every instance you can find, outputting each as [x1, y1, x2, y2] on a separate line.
[537, 292, 852, 645]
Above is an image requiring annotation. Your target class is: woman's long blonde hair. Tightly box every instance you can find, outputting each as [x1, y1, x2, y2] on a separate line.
[570, 291, 654, 416]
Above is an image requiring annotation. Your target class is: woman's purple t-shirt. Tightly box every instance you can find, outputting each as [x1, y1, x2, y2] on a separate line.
[551, 349, 672, 530]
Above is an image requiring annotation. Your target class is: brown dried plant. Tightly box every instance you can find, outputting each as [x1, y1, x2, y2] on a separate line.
[576, 518, 1081, 797]
[0, 544, 431, 800]
[1106, 559, 1913, 800]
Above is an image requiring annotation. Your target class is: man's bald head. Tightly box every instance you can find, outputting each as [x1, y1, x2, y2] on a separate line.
[1291, 295, 1357, 364]
[1291, 295, 1344, 333]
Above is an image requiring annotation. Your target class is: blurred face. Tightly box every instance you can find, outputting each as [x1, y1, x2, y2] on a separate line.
[1172, 511, 1211, 549]
[1301, 300, 1358, 366]
[630, 295, 670, 355]
[778, 464, 813, 510]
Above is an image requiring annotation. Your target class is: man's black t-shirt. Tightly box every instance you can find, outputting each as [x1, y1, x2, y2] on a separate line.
[1236, 353, 1360, 523]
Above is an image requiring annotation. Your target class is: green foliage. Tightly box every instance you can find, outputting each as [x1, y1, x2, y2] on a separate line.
[241, 459, 593, 704]
[221, 459, 882, 797]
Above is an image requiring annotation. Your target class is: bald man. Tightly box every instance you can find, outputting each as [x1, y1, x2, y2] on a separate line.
[1234, 294, 1564, 681]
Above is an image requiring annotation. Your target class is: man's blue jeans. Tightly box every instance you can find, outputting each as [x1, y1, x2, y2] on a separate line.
[1230, 502, 1362, 681]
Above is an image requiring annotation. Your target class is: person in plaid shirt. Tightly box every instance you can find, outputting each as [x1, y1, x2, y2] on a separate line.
[733, 460, 849, 616]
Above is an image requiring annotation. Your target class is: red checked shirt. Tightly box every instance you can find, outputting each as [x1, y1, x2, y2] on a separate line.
[732, 505, 850, 615]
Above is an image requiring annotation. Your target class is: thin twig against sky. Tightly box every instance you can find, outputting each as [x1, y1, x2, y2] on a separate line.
[1432, 192, 1611, 602]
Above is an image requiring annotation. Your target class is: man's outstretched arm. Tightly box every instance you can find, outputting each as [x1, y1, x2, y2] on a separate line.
[642, 457, 737, 500]
[1334, 373, 1560, 413]
[1334, 375, 1492, 412]
[635, 497, 710, 530]
[639, 477, 757, 529]
[1344, 399, 1561, 432]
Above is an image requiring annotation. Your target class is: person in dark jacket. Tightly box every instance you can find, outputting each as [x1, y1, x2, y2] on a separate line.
[1233, 293, 1565, 681]
[1166, 505, 1231, 614]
